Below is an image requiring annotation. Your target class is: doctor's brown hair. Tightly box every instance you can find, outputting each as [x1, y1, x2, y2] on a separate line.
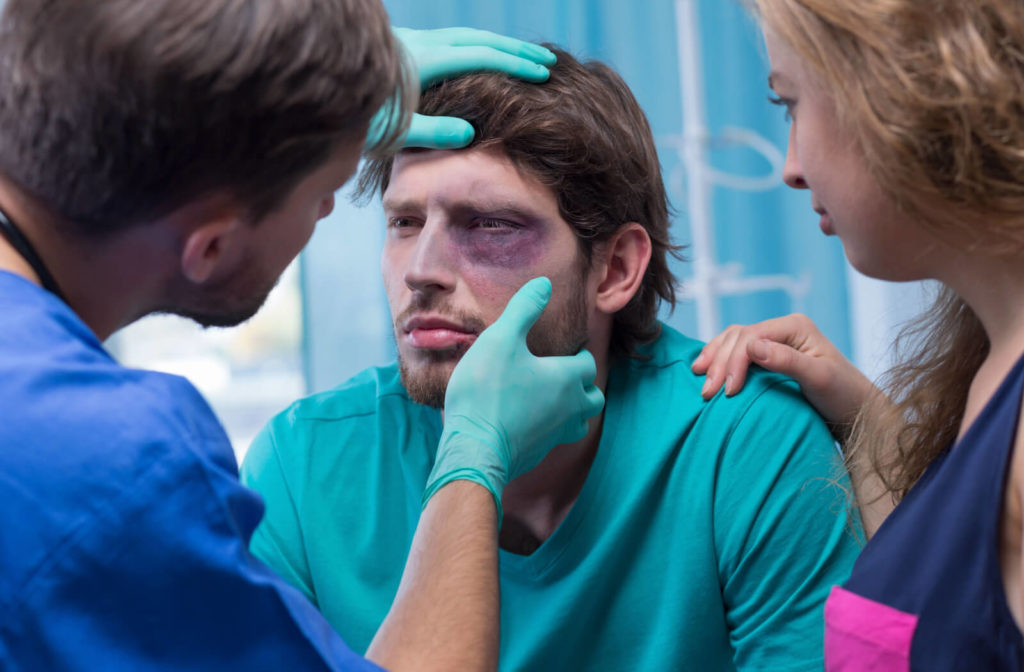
[360, 46, 681, 360]
[0, 0, 413, 234]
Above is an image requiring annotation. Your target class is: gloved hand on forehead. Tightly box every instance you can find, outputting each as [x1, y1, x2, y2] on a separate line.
[367, 27, 557, 150]
[422, 277, 605, 520]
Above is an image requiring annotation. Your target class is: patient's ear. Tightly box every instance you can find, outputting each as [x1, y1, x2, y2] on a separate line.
[594, 222, 651, 314]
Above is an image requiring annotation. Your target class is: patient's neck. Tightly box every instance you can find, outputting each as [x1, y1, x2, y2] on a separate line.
[498, 325, 614, 555]
[499, 410, 605, 555]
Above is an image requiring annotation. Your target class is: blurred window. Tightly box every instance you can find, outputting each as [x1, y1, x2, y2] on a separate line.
[105, 262, 305, 462]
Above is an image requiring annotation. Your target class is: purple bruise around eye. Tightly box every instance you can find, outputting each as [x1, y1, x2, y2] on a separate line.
[455, 226, 544, 268]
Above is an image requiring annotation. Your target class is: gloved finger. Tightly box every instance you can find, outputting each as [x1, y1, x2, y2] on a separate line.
[427, 46, 550, 84]
[563, 347, 598, 384]
[488, 277, 552, 341]
[430, 27, 556, 64]
[402, 114, 474, 149]
[581, 383, 606, 418]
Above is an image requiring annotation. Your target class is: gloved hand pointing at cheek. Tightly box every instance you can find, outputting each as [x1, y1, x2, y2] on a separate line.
[422, 277, 605, 519]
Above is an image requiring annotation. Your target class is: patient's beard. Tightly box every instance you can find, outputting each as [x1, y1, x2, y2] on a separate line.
[398, 281, 590, 409]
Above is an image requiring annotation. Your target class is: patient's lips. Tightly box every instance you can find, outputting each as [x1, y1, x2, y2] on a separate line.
[404, 316, 479, 350]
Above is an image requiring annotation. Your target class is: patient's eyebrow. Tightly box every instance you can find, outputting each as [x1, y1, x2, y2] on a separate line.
[383, 195, 546, 223]
[449, 200, 544, 222]
[381, 196, 421, 213]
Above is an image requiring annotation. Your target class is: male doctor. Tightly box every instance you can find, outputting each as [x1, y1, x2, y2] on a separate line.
[0, 1, 601, 670]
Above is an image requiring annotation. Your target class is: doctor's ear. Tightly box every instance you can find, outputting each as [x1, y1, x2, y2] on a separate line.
[594, 223, 652, 314]
[180, 216, 243, 285]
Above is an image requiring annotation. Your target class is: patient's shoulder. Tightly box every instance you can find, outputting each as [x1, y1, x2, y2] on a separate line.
[625, 324, 799, 403]
[246, 361, 440, 471]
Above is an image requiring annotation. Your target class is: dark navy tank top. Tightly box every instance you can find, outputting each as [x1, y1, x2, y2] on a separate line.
[824, 351, 1024, 671]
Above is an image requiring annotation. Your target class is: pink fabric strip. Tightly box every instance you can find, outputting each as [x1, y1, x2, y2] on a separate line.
[825, 585, 917, 672]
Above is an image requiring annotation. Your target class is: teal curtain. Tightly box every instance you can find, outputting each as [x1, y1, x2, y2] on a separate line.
[301, 1, 853, 393]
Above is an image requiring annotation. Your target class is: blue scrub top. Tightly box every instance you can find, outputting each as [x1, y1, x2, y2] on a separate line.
[0, 271, 381, 671]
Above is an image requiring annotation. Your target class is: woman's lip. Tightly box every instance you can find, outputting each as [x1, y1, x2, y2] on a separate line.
[819, 212, 834, 235]
[406, 328, 477, 350]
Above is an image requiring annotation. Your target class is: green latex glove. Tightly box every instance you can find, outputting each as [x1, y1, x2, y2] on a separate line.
[422, 278, 605, 519]
[367, 27, 557, 150]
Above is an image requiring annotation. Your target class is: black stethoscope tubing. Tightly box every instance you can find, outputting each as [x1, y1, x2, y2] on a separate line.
[0, 206, 66, 303]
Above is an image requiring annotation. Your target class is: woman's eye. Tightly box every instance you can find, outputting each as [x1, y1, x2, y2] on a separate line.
[767, 94, 795, 122]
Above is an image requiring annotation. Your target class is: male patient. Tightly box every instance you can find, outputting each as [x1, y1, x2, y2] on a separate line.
[242, 47, 859, 671]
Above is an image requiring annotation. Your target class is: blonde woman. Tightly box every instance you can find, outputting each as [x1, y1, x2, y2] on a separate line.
[693, 1, 1024, 668]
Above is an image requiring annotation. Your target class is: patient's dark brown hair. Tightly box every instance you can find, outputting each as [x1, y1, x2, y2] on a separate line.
[360, 45, 680, 359]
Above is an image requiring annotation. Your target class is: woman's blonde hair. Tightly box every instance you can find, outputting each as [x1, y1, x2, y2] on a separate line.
[755, 0, 1024, 251]
[752, 0, 1024, 499]
[850, 287, 987, 501]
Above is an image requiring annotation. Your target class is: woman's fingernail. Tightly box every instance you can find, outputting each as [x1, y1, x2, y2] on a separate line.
[701, 379, 712, 397]
[725, 375, 734, 396]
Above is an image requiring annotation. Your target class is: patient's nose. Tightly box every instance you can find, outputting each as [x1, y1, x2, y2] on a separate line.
[404, 223, 456, 294]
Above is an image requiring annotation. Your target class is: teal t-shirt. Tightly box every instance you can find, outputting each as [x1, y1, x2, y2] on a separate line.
[242, 324, 860, 671]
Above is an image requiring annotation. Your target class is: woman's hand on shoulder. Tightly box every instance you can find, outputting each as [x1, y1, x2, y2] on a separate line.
[691, 313, 876, 429]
